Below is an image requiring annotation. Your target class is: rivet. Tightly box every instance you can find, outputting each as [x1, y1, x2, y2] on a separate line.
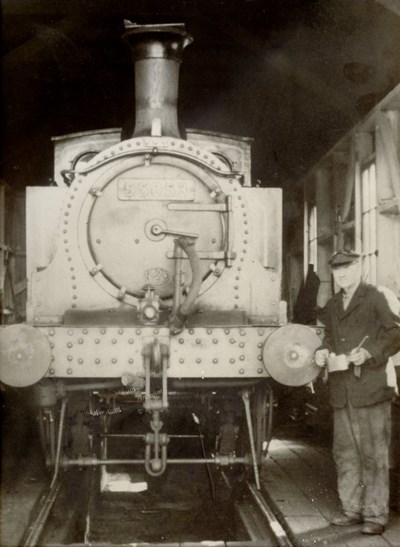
[95, 339, 100, 344]
[135, 239, 139, 244]
[112, 339, 117, 344]
[179, 358, 184, 363]
[239, 342, 245, 348]
[258, 355, 263, 361]
[230, 358, 235, 363]
[95, 359, 100, 364]
[257, 368, 263, 374]
[212, 238, 216, 243]
[213, 358, 218, 364]
[67, 342, 73, 348]
[50, 342, 54, 348]
[196, 339, 201, 344]
[128, 339, 134, 344]
[230, 338, 235, 344]
[189, 329, 194, 334]
[136, 329, 142, 335]
[241, 203, 245, 208]
[238, 267, 242, 271]
[67, 203, 71, 208]
[272, 300, 276, 306]
[118, 329, 124, 334]
[239, 368, 245, 375]
[243, 240, 248, 244]
[234, 285, 239, 290]
[101, 329, 106, 334]
[96, 239, 101, 244]
[78, 358, 83, 364]
[67, 368, 73, 375]
[224, 329, 230, 334]
[242, 249, 247, 254]
[258, 342, 263, 348]
[49, 368, 55, 375]
[257, 329, 265, 336]
[67, 356, 73, 361]
[49, 329, 55, 336]
[70, 267, 75, 271]
[316, 329, 321, 335]
[239, 355, 245, 361]
[234, 295, 239, 299]
[51, 355, 55, 361]
[78, 338, 83, 344]
[234, 304, 239, 309]
[244, 220, 248, 225]
[128, 358, 134, 364]
[238, 195, 242, 200]
[207, 329, 212, 334]
[243, 212, 247, 217]
[83, 329, 88, 334]
[72, 304, 77, 308]
[196, 358, 201, 363]
[154, 329, 159, 334]
[68, 330, 73, 336]
[112, 358, 117, 364]
[213, 339, 218, 344]
[235, 276, 240, 281]
[179, 338, 184, 344]
[64, 239, 68, 244]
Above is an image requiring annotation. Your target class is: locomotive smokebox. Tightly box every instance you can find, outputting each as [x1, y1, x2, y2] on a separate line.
[122, 22, 193, 139]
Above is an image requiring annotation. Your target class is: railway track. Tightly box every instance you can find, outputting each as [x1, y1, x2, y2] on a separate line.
[20, 467, 296, 547]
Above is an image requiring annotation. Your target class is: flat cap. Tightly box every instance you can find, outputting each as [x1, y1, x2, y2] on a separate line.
[329, 249, 360, 267]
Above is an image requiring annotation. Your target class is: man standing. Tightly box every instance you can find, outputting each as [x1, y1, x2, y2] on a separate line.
[315, 250, 400, 535]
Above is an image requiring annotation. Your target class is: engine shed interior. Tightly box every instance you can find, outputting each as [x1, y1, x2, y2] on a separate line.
[1, 2, 400, 546]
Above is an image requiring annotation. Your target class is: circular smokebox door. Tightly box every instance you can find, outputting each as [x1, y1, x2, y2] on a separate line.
[87, 160, 224, 300]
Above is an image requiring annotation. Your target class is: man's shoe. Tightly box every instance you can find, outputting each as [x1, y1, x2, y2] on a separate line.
[331, 514, 363, 526]
[361, 522, 385, 535]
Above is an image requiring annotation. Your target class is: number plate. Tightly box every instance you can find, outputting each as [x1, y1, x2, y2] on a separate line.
[118, 178, 195, 201]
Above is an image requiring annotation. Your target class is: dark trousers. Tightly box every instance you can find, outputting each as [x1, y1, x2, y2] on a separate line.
[333, 400, 391, 525]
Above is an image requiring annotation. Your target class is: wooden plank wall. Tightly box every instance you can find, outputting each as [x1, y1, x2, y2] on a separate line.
[0, 183, 26, 324]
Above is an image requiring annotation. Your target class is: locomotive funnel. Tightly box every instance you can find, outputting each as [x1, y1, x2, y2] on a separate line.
[122, 22, 193, 138]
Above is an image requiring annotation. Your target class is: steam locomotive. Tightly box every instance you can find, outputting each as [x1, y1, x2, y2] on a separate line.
[0, 22, 322, 488]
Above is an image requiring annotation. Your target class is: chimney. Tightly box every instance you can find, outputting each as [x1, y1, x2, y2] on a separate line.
[122, 22, 193, 139]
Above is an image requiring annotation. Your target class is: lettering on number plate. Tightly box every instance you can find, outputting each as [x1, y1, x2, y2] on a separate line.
[118, 178, 195, 201]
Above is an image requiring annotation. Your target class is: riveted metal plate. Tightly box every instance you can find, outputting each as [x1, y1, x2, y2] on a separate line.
[41, 326, 282, 379]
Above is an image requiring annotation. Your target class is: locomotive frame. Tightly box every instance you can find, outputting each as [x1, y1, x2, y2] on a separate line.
[0, 22, 323, 489]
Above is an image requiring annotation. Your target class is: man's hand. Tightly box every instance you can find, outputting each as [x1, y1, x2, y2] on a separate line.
[314, 348, 329, 367]
[348, 347, 371, 366]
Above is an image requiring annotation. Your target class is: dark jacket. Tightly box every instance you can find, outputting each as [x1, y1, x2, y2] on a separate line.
[320, 282, 400, 408]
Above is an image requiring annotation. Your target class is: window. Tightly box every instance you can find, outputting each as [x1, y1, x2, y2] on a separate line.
[360, 162, 377, 283]
[307, 204, 318, 270]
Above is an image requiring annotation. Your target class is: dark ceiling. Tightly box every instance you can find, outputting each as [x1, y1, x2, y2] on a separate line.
[2, 0, 400, 192]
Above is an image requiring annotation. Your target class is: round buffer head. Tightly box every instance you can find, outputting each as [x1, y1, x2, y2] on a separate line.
[0, 324, 52, 387]
[262, 323, 321, 386]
